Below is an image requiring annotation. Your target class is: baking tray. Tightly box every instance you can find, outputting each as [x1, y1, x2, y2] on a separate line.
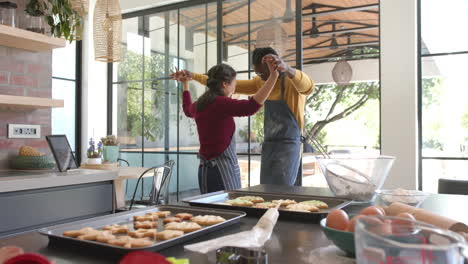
[183, 191, 351, 222]
[38, 205, 246, 254]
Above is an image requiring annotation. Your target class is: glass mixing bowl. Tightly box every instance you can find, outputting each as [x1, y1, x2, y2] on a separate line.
[317, 156, 395, 202]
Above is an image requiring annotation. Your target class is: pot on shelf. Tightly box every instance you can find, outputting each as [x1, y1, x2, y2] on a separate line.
[102, 145, 119, 163]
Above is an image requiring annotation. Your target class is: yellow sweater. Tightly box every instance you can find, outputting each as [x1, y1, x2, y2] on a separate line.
[192, 70, 314, 130]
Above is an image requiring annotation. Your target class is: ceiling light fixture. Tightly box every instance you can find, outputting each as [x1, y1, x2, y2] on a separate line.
[282, 0, 294, 23]
[94, 0, 123, 62]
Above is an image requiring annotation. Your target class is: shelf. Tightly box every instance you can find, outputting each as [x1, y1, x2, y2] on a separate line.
[0, 95, 64, 109]
[0, 24, 66, 52]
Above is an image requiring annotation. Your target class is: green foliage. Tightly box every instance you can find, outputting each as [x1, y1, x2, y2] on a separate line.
[101, 135, 119, 146]
[423, 138, 443, 151]
[422, 77, 443, 109]
[118, 49, 167, 142]
[25, 0, 82, 42]
[304, 81, 380, 141]
[462, 110, 468, 129]
[251, 108, 264, 143]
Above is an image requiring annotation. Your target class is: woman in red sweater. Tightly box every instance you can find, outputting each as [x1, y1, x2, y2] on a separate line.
[174, 61, 278, 193]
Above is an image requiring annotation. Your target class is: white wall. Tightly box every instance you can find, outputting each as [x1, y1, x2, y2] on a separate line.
[81, 0, 109, 162]
[380, 0, 418, 189]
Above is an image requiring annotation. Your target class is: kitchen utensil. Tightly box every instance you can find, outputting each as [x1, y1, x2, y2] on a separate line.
[317, 156, 395, 202]
[355, 215, 468, 264]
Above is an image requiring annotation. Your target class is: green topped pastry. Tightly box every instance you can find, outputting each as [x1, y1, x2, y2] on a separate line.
[225, 199, 254, 207]
[299, 200, 329, 209]
[236, 196, 265, 203]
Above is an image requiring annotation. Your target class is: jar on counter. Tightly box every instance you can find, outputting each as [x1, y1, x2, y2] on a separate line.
[0, 1, 17, 27]
[24, 13, 44, 34]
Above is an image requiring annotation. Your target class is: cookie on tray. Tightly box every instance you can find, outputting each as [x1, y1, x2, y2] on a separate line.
[285, 203, 319, 212]
[272, 199, 297, 207]
[236, 196, 265, 203]
[165, 222, 202, 233]
[156, 230, 184, 241]
[63, 227, 96, 238]
[146, 211, 171, 218]
[226, 199, 254, 207]
[102, 224, 129, 234]
[107, 236, 153, 248]
[163, 217, 182, 224]
[253, 202, 278, 209]
[214, 202, 232, 206]
[77, 230, 102, 241]
[128, 229, 157, 239]
[134, 214, 158, 222]
[299, 200, 329, 209]
[96, 231, 116, 243]
[175, 213, 193, 220]
[190, 215, 226, 226]
[134, 221, 158, 229]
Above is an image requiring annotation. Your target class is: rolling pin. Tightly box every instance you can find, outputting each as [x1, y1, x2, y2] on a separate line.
[384, 202, 468, 234]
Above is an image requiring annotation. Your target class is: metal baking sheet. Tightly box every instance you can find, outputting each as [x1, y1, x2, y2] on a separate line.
[38, 205, 246, 254]
[183, 191, 351, 222]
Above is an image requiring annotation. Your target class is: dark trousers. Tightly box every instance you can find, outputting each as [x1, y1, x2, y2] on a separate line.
[198, 165, 225, 194]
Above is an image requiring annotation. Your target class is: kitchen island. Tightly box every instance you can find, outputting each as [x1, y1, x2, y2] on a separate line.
[0, 169, 117, 237]
[0, 185, 467, 263]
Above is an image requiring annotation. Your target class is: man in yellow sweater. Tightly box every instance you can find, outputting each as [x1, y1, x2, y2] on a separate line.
[180, 47, 314, 186]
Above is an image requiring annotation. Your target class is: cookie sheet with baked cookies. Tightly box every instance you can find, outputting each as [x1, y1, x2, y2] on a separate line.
[183, 191, 351, 222]
[38, 205, 245, 253]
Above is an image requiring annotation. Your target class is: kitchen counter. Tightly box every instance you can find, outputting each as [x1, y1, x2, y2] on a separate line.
[0, 169, 117, 237]
[0, 169, 118, 193]
[1, 185, 467, 263]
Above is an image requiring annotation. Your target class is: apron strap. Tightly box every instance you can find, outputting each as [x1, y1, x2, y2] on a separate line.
[281, 72, 286, 101]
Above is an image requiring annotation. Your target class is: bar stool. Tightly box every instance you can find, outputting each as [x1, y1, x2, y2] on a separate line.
[128, 160, 175, 210]
[438, 178, 468, 195]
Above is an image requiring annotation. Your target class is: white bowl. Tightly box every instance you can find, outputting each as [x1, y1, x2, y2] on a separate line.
[375, 189, 430, 207]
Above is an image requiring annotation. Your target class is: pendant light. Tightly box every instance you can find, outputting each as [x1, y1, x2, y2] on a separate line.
[256, 19, 288, 54]
[332, 31, 353, 86]
[332, 59, 353, 86]
[93, 0, 122, 62]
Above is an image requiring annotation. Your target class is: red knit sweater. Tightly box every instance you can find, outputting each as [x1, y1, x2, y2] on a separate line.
[183, 91, 261, 160]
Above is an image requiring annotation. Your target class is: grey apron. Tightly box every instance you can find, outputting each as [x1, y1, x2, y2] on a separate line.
[260, 73, 302, 185]
[199, 135, 241, 194]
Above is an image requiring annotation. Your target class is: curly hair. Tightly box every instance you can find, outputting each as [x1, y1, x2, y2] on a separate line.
[252, 47, 278, 65]
[196, 63, 237, 112]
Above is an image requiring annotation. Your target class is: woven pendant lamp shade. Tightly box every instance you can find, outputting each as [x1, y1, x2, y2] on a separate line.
[332, 59, 353, 86]
[93, 0, 122, 62]
[256, 20, 288, 54]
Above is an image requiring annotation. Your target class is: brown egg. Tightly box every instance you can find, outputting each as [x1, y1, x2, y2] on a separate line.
[348, 215, 366, 232]
[392, 212, 416, 234]
[326, 209, 349, 231]
[360, 206, 386, 216]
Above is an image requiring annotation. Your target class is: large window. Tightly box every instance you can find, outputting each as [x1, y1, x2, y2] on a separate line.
[419, 0, 468, 192]
[111, 0, 381, 198]
[51, 42, 81, 161]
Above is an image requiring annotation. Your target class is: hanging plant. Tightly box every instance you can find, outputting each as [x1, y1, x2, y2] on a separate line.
[25, 0, 84, 43]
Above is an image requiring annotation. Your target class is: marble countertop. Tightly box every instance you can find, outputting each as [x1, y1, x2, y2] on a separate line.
[0, 169, 118, 193]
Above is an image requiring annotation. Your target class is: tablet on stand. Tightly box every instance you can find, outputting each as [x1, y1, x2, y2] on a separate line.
[46, 135, 79, 172]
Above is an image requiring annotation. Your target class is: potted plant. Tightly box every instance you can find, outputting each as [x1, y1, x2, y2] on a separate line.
[101, 135, 119, 163]
[87, 138, 103, 164]
[25, 0, 83, 42]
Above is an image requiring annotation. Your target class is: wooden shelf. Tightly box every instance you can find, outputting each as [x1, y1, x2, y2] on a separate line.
[0, 24, 66, 52]
[0, 95, 64, 109]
